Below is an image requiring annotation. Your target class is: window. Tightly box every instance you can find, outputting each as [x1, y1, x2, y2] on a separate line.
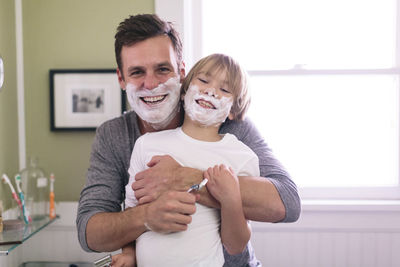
[156, 0, 400, 200]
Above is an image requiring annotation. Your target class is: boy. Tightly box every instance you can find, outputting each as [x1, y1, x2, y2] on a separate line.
[112, 54, 259, 267]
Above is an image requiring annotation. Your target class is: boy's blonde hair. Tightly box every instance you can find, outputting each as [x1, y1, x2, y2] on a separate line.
[181, 54, 251, 121]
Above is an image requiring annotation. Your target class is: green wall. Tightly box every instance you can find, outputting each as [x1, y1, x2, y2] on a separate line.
[22, 0, 154, 201]
[0, 0, 19, 210]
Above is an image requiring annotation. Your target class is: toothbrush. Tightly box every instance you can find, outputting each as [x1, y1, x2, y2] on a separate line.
[1, 174, 23, 209]
[15, 174, 32, 224]
[49, 173, 56, 219]
[187, 178, 208, 193]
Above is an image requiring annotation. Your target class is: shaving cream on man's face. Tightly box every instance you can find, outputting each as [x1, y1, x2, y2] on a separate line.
[126, 77, 181, 130]
[184, 84, 233, 127]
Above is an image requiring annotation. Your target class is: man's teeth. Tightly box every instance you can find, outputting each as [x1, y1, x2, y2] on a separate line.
[197, 99, 215, 109]
[142, 95, 166, 103]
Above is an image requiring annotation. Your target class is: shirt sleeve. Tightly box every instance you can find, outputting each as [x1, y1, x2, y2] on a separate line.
[237, 155, 260, 178]
[76, 119, 131, 252]
[220, 118, 301, 223]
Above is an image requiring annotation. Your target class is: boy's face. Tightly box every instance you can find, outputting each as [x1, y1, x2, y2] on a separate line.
[183, 69, 234, 127]
[117, 35, 185, 131]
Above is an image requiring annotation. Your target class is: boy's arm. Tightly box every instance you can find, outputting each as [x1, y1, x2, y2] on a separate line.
[204, 165, 250, 254]
[220, 197, 251, 255]
[112, 242, 136, 267]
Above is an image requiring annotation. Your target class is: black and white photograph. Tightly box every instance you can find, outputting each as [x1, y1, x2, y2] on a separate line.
[72, 88, 104, 113]
[50, 69, 125, 131]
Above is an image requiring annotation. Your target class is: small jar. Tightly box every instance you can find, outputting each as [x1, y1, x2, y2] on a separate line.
[20, 156, 49, 220]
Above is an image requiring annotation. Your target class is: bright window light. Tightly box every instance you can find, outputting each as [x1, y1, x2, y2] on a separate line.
[155, 0, 400, 198]
[201, 0, 400, 195]
[202, 0, 396, 70]
[247, 75, 399, 188]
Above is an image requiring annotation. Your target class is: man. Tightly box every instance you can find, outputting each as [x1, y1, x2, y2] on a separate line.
[77, 14, 300, 266]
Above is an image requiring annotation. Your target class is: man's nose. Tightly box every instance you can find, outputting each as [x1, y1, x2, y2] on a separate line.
[143, 73, 159, 90]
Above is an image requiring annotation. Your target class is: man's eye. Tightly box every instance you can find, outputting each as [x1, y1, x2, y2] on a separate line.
[158, 67, 171, 73]
[130, 70, 143, 76]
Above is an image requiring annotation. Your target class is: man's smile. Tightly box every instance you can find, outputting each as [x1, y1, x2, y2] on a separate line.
[141, 94, 167, 105]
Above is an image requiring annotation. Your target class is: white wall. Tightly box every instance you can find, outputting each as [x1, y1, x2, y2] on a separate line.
[2, 201, 400, 266]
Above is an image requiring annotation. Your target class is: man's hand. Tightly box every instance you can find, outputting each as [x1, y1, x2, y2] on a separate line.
[133, 155, 194, 204]
[144, 190, 197, 233]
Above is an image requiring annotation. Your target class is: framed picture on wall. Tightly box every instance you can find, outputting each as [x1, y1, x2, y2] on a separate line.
[50, 69, 126, 131]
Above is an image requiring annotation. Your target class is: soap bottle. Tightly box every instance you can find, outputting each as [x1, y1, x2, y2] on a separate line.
[20, 156, 49, 220]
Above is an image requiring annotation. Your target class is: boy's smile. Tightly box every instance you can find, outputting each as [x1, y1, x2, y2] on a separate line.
[196, 99, 216, 109]
[183, 84, 233, 127]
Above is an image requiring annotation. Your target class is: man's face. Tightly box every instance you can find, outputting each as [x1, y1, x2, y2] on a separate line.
[117, 35, 185, 130]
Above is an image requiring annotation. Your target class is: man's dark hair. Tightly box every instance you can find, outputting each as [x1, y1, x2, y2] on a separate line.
[115, 14, 183, 76]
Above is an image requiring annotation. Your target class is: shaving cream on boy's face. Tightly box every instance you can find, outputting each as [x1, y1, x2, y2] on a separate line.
[184, 84, 233, 127]
[126, 76, 181, 129]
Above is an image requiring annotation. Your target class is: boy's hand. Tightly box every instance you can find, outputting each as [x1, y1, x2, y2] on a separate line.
[111, 251, 136, 267]
[204, 164, 241, 206]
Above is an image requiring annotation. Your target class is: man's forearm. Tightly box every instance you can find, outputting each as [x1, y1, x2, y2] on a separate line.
[196, 174, 285, 222]
[159, 163, 286, 222]
[239, 176, 285, 222]
[86, 205, 147, 252]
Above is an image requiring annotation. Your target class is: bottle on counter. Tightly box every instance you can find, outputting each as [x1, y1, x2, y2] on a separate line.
[0, 201, 3, 232]
[20, 156, 49, 220]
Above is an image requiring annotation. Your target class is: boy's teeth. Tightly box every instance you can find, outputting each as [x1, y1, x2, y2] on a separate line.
[198, 100, 215, 109]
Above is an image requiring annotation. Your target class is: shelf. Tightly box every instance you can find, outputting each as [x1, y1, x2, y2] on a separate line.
[0, 216, 59, 255]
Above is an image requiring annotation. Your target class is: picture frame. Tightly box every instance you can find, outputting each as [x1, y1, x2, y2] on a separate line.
[50, 69, 126, 131]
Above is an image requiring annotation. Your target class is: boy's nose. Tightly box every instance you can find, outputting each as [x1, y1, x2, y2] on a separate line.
[203, 87, 218, 97]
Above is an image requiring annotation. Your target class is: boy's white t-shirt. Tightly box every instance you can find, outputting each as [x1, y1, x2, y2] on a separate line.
[125, 127, 260, 267]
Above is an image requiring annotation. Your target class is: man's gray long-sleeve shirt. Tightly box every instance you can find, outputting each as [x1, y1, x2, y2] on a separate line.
[77, 111, 301, 266]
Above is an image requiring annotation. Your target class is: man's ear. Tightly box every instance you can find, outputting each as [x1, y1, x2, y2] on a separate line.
[117, 68, 126, 90]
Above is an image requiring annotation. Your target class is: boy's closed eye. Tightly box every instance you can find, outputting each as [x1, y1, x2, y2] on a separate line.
[220, 88, 231, 94]
[198, 77, 208, 84]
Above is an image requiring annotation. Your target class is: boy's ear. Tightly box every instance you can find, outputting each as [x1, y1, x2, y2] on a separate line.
[179, 61, 186, 83]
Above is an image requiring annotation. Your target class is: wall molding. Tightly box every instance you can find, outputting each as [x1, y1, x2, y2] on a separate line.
[15, 0, 26, 170]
